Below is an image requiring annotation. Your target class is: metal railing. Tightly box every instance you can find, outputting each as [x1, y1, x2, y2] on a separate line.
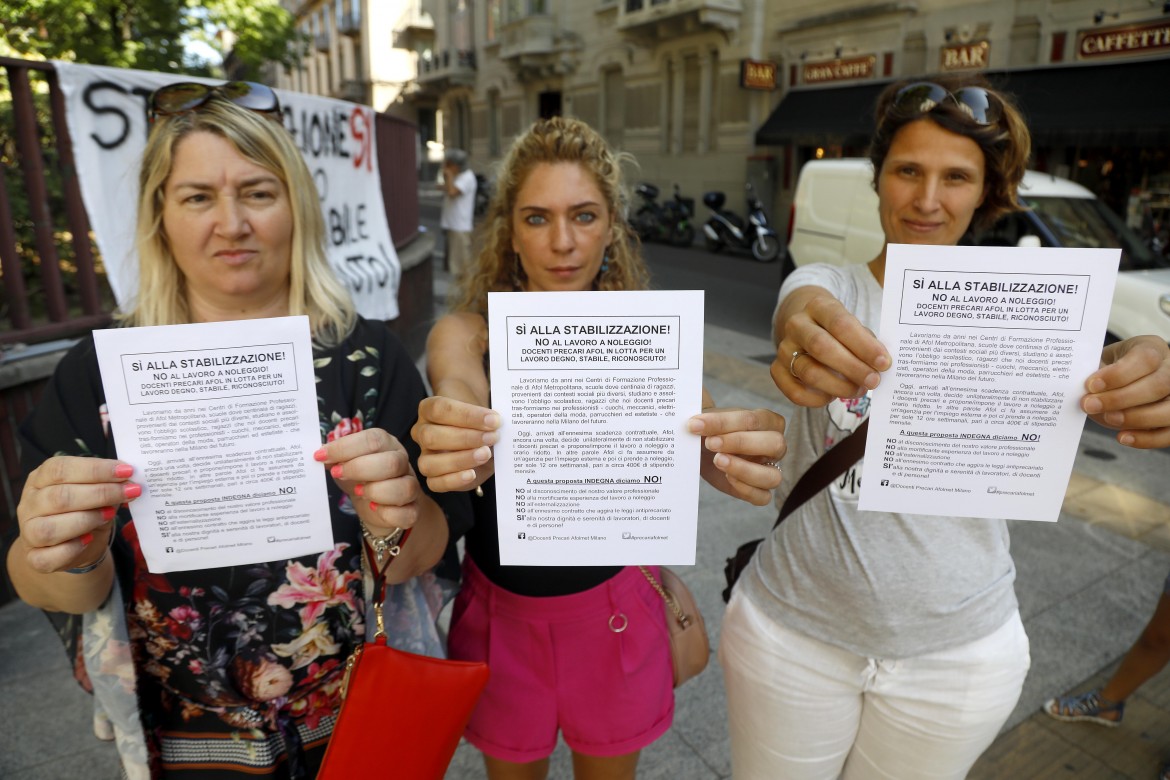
[0, 57, 113, 347]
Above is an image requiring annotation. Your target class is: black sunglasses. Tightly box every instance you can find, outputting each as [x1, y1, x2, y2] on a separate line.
[148, 81, 282, 123]
[890, 82, 1000, 126]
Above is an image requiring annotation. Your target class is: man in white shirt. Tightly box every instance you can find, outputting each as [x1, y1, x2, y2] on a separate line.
[441, 149, 477, 278]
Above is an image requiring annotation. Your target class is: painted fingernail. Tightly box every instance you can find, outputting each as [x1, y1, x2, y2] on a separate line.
[331, 464, 343, 479]
[1088, 378, 1106, 393]
[101, 506, 117, 522]
[714, 453, 731, 469]
[1120, 433, 1135, 446]
[354, 483, 364, 497]
[482, 431, 500, 446]
[1083, 396, 1103, 414]
[368, 501, 379, 511]
[705, 436, 724, 451]
[484, 412, 501, 429]
[123, 483, 142, 499]
[79, 532, 94, 548]
[114, 464, 134, 478]
[313, 448, 328, 462]
[474, 446, 492, 463]
[686, 418, 704, 434]
[462, 469, 477, 483]
[1104, 411, 1124, 426]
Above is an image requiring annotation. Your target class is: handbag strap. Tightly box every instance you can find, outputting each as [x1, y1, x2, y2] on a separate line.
[638, 566, 691, 629]
[773, 417, 869, 529]
[361, 528, 412, 640]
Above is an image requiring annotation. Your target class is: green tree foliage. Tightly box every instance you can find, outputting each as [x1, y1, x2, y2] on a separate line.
[1, 0, 303, 78]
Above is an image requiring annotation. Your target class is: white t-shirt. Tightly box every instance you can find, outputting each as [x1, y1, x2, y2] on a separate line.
[739, 262, 1018, 659]
[440, 169, 477, 232]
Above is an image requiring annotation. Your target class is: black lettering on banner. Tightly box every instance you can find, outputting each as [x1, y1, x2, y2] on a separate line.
[288, 107, 352, 159]
[82, 81, 152, 150]
[328, 203, 370, 246]
[312, 167, 329, 201]
[339, 243, 397, 294]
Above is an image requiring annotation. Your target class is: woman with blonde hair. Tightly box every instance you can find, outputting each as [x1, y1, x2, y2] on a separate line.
[7, 82, 468, 778]
[412, 116, 787, 780]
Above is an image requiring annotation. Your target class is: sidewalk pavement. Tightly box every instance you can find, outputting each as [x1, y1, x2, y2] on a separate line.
[4, 280, 1170, 778]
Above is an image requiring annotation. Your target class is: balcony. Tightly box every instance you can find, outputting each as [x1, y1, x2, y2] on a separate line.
[618, 0, 742, 38]
[338, 78, 367, 103]
[394, 6, 433, 48]
[498, 15, 582, 82]
[416, 49, 477, 90]
[338, 10, 361, 37]
[314, 32, 331, 52]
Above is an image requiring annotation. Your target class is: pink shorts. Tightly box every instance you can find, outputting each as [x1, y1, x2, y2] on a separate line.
[447, 556, 674, 763]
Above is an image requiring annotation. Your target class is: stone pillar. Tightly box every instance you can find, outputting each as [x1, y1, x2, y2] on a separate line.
[698, 48, 713, 154]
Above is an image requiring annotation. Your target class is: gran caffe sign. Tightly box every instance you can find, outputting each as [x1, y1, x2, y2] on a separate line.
[1077, 19, 1170, 59]
[802, 54, 876, 84]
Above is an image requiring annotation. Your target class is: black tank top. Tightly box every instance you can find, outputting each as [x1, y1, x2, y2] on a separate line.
[465, 476, 622, 596]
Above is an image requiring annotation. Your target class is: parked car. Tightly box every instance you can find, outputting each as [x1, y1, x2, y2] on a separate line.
[787, 159, 1170, 343]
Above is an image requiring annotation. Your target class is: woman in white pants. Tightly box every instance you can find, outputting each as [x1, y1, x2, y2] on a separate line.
[720, 75, 1170, 779]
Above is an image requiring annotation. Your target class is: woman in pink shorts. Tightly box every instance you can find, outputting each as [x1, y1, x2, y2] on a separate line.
[411, 116, 787, 779]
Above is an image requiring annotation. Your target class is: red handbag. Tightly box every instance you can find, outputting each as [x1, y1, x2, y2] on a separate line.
[318, 534, 490, 780]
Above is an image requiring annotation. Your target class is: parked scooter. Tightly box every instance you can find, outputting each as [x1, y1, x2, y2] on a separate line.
[474, 172, 492, 217]
[631, 182, 695, 247]
[701, 182, 782, 262]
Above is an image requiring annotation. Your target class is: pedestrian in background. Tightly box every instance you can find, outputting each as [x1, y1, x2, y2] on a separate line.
[412, 116, 786, 780]
[442, 148, 477, 279]
[719, 74, 1170, 780]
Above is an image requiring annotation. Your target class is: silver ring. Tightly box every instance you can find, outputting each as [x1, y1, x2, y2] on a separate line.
[762, 460, 781, 469]
[609, 613, 628, 633]
[789, 350, 809, 379]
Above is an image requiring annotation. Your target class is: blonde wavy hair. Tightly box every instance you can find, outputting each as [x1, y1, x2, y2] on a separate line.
[452, 116, 649, 317]
[119, 97, 356, 346]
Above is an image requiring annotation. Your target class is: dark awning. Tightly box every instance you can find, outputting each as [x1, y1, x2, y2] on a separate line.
[996, 58, 1170, 145]
[754, 81, 884, 147]
[756, 57, 1170, 147]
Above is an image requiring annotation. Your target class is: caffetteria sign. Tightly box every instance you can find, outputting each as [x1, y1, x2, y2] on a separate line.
[1077, 19, 1170, 59]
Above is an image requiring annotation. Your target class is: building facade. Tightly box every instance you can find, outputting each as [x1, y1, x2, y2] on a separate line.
[275, 0, 433, 122]
[401, 1, 1170, 234]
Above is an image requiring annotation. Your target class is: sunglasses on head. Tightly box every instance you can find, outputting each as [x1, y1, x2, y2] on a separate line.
[890, 82, 1000, 126]
[148, 81, 282, 123]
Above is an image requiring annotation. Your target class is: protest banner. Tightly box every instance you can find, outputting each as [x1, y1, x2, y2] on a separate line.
[54, 62, 401, 320]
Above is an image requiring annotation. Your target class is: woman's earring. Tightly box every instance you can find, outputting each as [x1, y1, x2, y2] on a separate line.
[600, 252, 610, 275]
[511, 252, 525, 289]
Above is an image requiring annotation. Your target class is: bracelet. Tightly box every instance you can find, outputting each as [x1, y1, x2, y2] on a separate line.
[360, 523, 405, 565]
[64, 546, 110, 575]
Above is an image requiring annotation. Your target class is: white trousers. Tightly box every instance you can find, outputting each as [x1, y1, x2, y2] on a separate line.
[718, 592, 1030, 780]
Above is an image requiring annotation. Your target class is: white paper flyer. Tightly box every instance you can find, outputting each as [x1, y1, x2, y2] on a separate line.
[93, 316, 333, 572]
[487, 290, 704, 565]
[858, 244, 1120, 521]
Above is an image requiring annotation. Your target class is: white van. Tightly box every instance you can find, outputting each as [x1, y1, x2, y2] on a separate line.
[786, 159, 1170, 342]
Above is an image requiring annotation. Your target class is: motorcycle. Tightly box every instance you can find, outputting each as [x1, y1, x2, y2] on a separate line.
[701, 182, 782, 262]
[631, 182, 695, 247]
[474, 172, 492, 217]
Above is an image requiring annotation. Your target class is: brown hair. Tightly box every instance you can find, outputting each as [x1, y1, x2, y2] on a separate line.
[452, 116, 649, 316]
[869, 74, 1032, 231]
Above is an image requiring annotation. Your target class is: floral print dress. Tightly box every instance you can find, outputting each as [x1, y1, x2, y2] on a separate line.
[19, 318, 468, 779]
